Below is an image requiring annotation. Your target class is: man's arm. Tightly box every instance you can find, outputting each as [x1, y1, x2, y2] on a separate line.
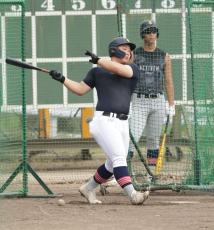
[64, 79, 91, 96]
[97, 58, 133, 78]
[85, 50, 133, 78]
[164, 54, 174, 106]
[49, 70, 91, 95]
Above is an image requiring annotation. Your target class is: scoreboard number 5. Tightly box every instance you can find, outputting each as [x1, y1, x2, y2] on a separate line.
[71, 0, 86, 10]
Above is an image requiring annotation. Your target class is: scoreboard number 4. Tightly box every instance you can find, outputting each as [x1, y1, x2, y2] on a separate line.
[41, 0, 55, 11]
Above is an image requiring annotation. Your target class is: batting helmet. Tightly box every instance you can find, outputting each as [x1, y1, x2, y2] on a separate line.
[140, 20, 159, 39]
[108, 37, 136, 58]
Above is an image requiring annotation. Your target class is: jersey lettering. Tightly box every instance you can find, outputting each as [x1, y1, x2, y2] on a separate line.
[139, 65, 160, 72]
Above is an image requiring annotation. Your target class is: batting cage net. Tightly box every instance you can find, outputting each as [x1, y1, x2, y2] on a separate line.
[0, 0, 214, 197]
[0, 0, 27, 196]
[185, 0, 214, 188]
[119, 0, 214, 191]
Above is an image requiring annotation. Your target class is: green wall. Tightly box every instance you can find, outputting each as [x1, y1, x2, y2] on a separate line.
[2, 0, 213, 105]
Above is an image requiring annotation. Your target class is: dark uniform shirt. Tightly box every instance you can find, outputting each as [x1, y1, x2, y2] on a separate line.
[83, 63, 139, 114]
[134, 47, 166, 94]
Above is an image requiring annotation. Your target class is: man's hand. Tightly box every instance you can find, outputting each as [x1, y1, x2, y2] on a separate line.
[167, 105, 175, 123]
[49, 70, 65, 83]
[85, 50, 100, 64]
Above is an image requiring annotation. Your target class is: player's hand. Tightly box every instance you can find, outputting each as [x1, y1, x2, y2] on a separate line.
[49, 70, 65, 83]
[167, 105, 175, 123]
[85, 50, 100, 64]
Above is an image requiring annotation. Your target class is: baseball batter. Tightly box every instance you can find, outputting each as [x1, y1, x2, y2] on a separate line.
[49, 37, 149, 205]
[129, 20, 175, 166]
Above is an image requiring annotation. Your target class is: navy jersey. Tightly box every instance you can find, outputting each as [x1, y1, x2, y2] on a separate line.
[83, 63, 139, 114]
[134, 47, 166, 94]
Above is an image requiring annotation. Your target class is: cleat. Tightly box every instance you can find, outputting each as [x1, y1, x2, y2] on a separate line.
[100, 184, 109, 196]
[175, 146, 184, 161]
[130, 190, 150, 205]
[79, 184, 102, 204]
[99, 177, 118, 196]
[147, 157, 157, 166]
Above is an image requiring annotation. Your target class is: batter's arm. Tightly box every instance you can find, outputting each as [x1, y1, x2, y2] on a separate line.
[97, 58, 133, 78]
[64, 79, 91, 96]
[164, 54, 174, 106]
[49, 70, 92, 95]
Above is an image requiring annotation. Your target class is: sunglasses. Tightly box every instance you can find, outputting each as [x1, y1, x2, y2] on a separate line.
[144, 27, 158, 34]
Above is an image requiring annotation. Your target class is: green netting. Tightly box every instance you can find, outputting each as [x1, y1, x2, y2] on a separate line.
[0, 0, 26, 196]
[0, 0, 54, 197]
[117, 0, 214, 191]
[187, 0, 214, 187]
[1, 0, 213, 197]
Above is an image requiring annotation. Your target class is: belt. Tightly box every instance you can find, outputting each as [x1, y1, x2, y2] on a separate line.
[137, 93, 163, 98]
[102, 111, 128, 120]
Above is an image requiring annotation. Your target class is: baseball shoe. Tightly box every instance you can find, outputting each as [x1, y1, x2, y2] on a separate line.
[175, 146, 184, 161]
[130, 190, 150, 205]
[100, 184, 109, 196]
[79, 184, 102, 204]
[165, 147, 173, 162]
[99, 177, 118, 196]
[147, 157, 157, 166]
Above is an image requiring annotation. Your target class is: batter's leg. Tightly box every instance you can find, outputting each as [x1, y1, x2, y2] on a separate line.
[79, 158, 114, 204]
[87, 116, 149, 204]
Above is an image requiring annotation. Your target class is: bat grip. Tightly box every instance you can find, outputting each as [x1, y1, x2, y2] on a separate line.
[41, 68, 50, 73]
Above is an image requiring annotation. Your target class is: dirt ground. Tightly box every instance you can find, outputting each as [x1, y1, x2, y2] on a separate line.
[0, 183, 214, 230]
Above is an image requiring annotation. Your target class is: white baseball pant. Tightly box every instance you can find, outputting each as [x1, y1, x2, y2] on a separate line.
[89, 111, 129, 173]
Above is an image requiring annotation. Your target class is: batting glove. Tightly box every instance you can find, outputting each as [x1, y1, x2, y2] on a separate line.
[168, 105, 175, 116]
[85, 50, 100, 64]
[49, 70, 65, 83]
[167, 105, 175, 123]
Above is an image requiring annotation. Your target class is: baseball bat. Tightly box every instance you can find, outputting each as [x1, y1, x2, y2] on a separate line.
[155, 115, 170, 175]
[6, 58, 50, 73]
[129, 130, 155, 179]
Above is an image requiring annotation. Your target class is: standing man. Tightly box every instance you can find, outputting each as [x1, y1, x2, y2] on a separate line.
[49, 37, 149, 205]
[129, 20, 175, 166]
